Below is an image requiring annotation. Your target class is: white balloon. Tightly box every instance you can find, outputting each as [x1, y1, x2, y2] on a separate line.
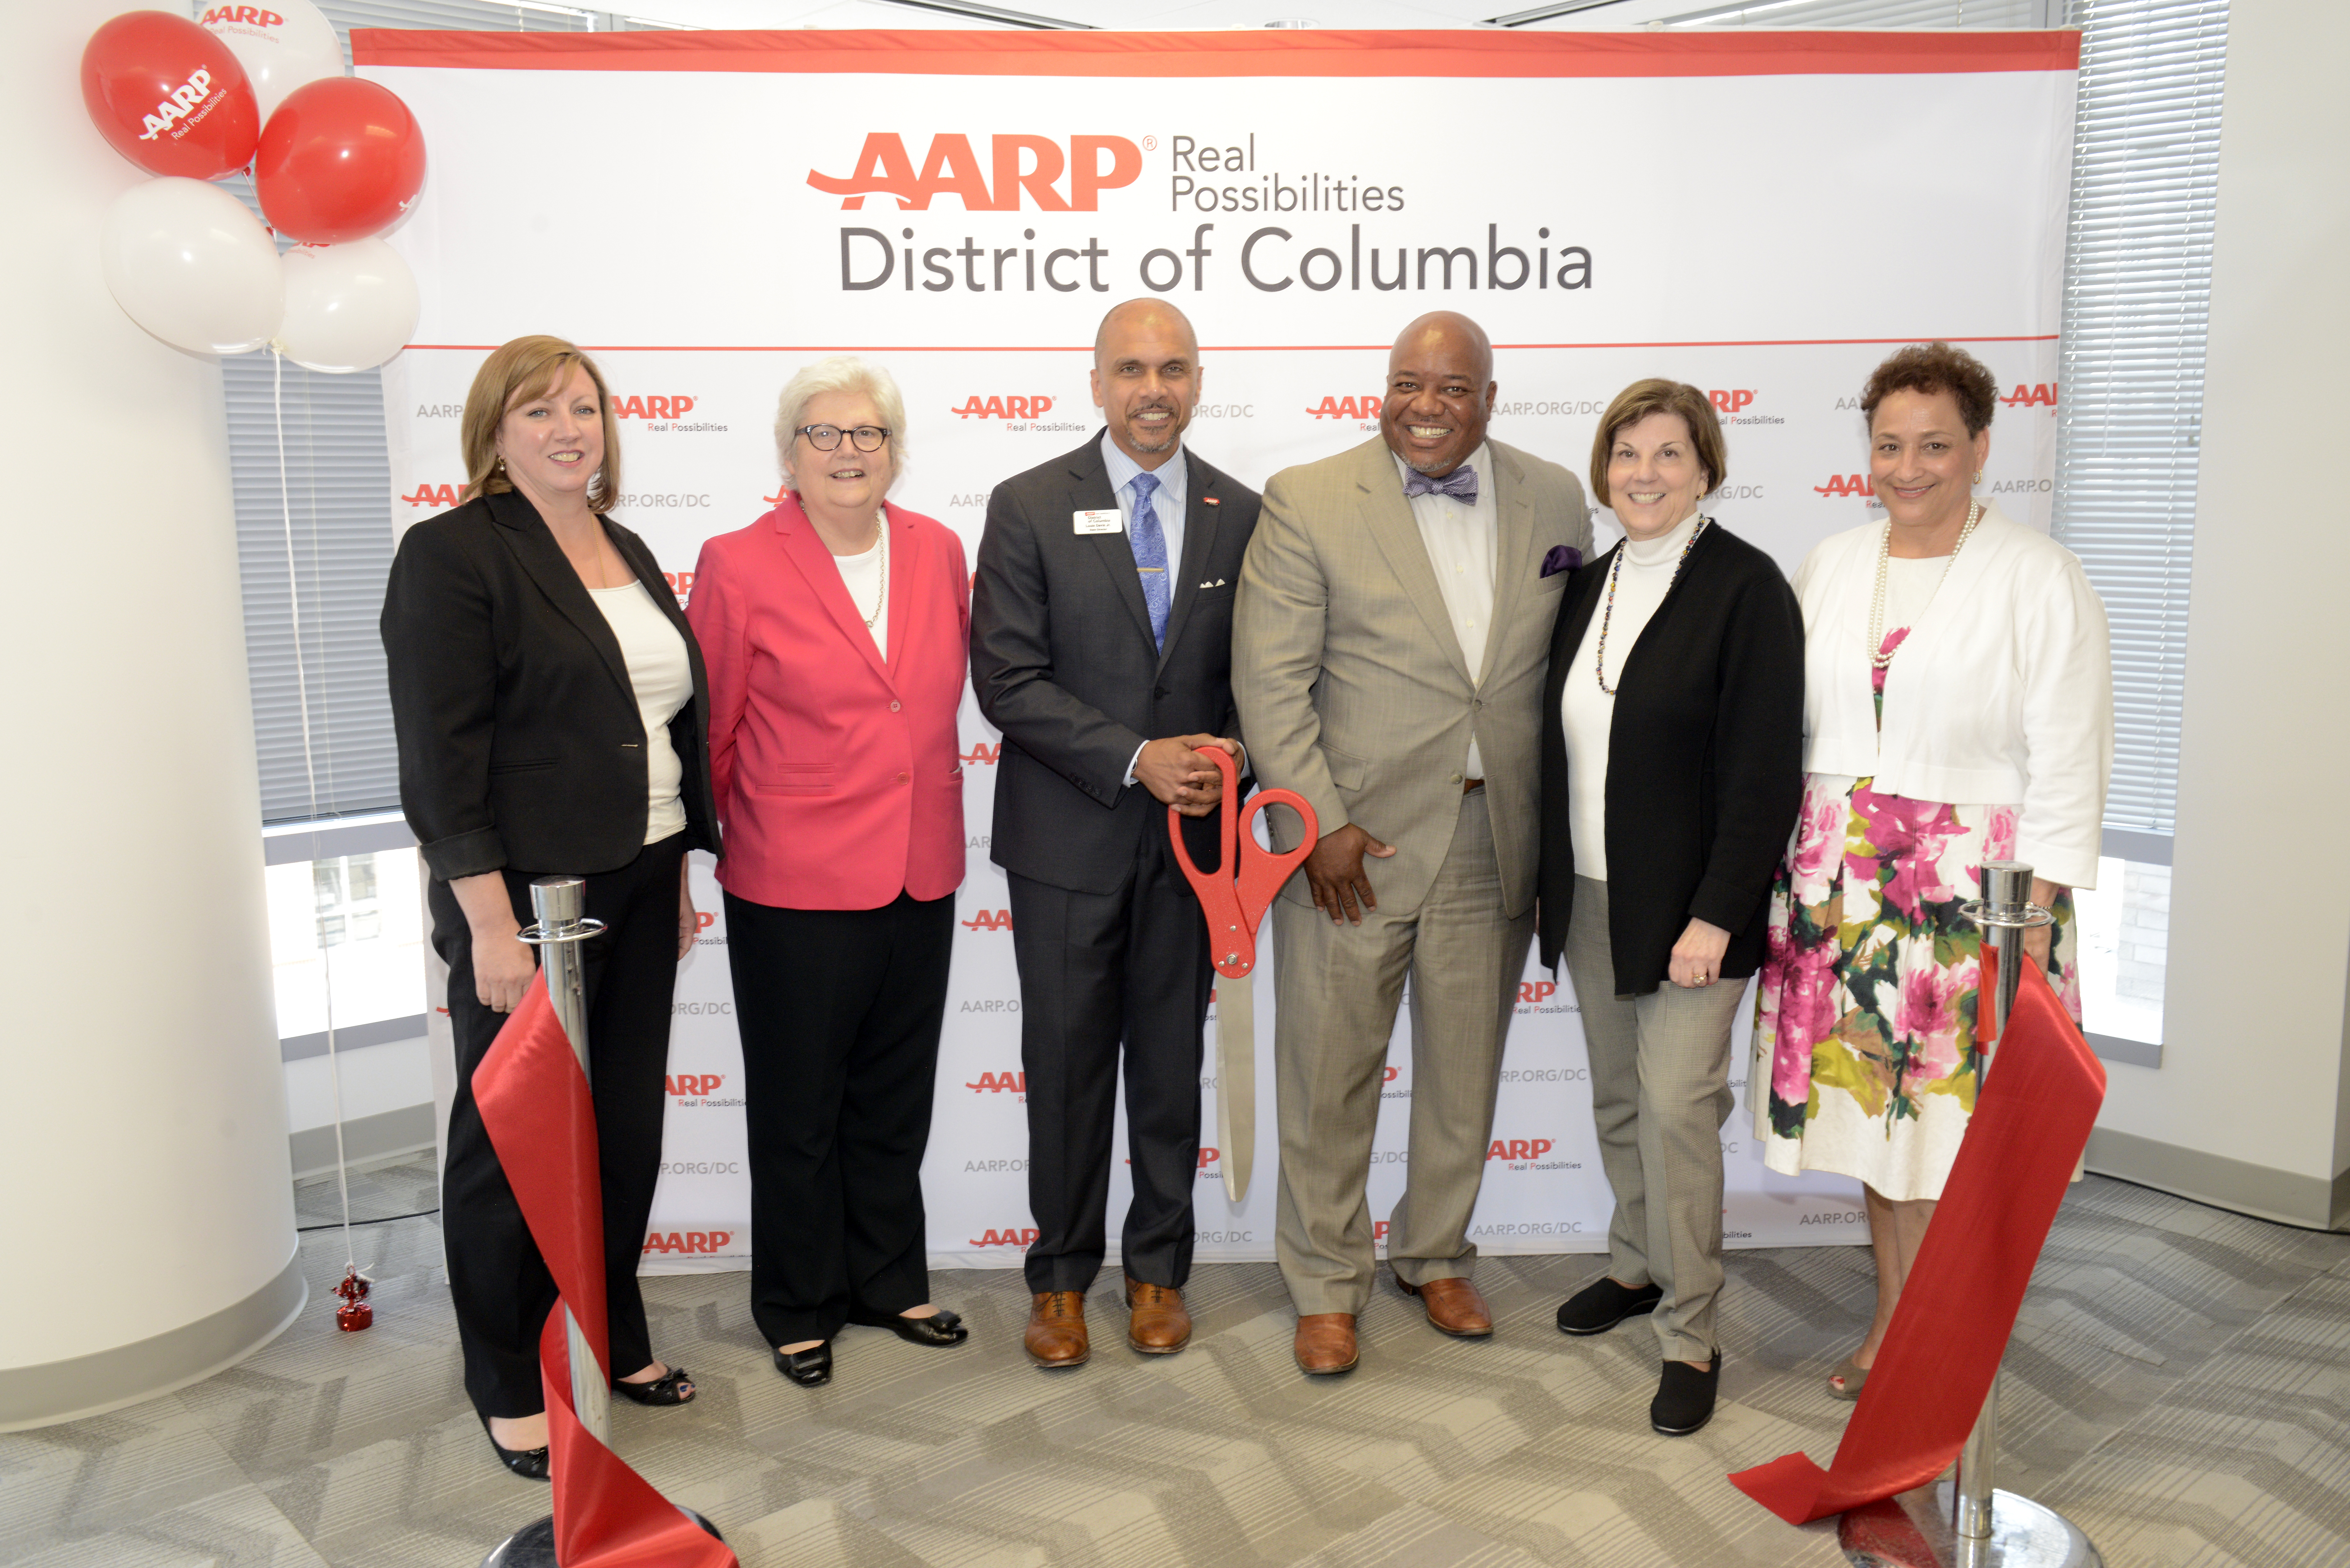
[200, 0, 345, 124]
[274, 240, 421, 373]
[101, 178, 284, 357]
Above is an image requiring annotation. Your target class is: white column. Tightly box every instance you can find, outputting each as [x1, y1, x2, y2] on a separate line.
[0, 0, 302, 1428]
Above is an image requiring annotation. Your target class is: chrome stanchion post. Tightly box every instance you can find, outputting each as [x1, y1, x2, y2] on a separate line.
[1835, 859, 2099, 1568]
[1950, 862, 2048, 1546]
[519, 876, 610, 1451]
[483, 877, 724, 1568]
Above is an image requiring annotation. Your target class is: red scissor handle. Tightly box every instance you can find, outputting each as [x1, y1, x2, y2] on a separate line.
[1167, 746, 1319, 978]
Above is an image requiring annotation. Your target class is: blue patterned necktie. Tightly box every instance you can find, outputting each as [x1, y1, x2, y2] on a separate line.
[1128, 470, 1170, 650]
[1403, 465, 1479, 505]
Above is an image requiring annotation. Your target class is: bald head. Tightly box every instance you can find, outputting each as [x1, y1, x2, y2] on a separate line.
[1092, 298, 1203, 470]
[1382, 311, 1497, 476]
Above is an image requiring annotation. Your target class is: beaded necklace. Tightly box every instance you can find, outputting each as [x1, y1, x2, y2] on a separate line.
[1594, 515, 1708, 694]
[1868, 500, 1981, 670]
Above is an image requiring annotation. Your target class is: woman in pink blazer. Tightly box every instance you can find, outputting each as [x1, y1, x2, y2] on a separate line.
[686, 357, 970, 1389]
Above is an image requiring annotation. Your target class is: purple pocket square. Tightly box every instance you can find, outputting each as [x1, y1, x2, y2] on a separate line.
[1541, 545, 1583, 578]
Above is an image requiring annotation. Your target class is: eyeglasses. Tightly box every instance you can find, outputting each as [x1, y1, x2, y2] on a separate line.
[796, 424, 892, 453]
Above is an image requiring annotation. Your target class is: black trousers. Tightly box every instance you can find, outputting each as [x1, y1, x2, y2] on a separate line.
[728, 890, 954, 1348]
[1008, 827, 1214, 1294]
[432, 832, 686, 1419]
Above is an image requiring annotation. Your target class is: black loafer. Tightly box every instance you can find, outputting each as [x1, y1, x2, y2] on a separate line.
[847, 1306, 968, 1347]
[612, 1365, 696, 1406]
[1556, 1276, 1664, 1336]
[1650, 1352, 1721, 1436]
[477, 1413, 550, 1481]
[775, 1343, 832, 1387]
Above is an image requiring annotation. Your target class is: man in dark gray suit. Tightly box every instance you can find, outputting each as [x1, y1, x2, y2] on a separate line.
[970, 299, 1262, 1369]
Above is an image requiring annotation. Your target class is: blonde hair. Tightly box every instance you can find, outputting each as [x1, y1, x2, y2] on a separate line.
[460, 335, 622, 513]
[773, 356, 909, 490]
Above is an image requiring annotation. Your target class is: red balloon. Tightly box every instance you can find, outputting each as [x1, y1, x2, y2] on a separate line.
[81, 11, 261, 180]
[254, 78, 428, 245]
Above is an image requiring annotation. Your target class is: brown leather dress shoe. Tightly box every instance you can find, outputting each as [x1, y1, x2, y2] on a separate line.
[1397, 1272, 1493, 1337]
[1024, 1290, 1089, 1368]
[1293, 1312, 1359, 1374]
[1124, 1277, 1192, 1355]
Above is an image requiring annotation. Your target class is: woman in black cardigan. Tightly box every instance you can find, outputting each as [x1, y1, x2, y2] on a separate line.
[1537, 380, 1803, 1437]
[382, 336, 721, 1480]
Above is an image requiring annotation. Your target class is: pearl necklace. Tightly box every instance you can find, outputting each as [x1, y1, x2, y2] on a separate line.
[1869, 500, 1982, 670]
[858, 510, 889, 629]
[1594, 515, 1709, 695]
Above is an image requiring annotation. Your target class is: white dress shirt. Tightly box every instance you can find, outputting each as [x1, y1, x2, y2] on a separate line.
[1103, 431, 1187, 787]
[1396, 442, 1497, 779]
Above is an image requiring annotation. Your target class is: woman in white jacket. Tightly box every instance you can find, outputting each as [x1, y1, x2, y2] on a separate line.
[1753, 341, 2111, 1400]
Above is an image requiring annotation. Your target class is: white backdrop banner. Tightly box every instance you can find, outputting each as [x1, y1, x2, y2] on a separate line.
[359, 27, 2079, 1273]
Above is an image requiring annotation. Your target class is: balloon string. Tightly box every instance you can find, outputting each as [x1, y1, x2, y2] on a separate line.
[275, 345, 356, 1274]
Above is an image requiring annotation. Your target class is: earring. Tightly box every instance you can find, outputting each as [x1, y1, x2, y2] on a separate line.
[1972, 469, 1983, 485]
[496, 457, 506, 473]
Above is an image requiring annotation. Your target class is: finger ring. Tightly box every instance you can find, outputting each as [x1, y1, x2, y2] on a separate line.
[1694, 971, 1709, 984]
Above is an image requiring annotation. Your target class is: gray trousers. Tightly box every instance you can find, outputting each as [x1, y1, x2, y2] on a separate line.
[1270, 788, 1535, 1317]
[1562, 876, 1743, 1362]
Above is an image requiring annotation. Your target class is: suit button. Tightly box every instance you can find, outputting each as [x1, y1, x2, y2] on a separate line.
[896, 771, 910, 783]
[1451, 773, 1463, 784]
[890, 700, 901, 712]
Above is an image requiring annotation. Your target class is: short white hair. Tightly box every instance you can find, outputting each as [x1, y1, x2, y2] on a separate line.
[773, 356, 909, 490]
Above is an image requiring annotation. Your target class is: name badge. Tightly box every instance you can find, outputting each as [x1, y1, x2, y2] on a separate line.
[1073, 509, 1123, 536]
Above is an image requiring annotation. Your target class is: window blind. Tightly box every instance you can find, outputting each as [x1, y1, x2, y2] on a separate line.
[225, 0, 598, 824]
[1653, 0, 2036, 26]
[2051, 0, 2226, 839]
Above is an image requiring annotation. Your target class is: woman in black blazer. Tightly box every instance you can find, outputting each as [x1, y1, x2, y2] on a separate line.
[381, 336, 721, 1480]
[1536, 380, 1803, 1438]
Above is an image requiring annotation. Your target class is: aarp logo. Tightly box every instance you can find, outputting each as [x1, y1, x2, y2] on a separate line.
[1487, 1137, 1556, 1164]
[960, 742, 1001, 766]
[969, 1226, 1041, 1248]
[965, 1070, 1026, 1094]
[1709, 389, 1756, 414]
[1196, 1147, 1221, 1178]
[642, 1229, 735, 1255]
[808, 133, 1141, 212]
[665, 1073, 724, 1101]
[1813, 474, 1879, 501]
[1306, 391, 1387, 422]
[401, 482, 465, 509]
[962, 908, 1014, 933]
[613, 394, 697, 420]
[2001, 382, 2059, 409]
[952, 395, 1055, 421]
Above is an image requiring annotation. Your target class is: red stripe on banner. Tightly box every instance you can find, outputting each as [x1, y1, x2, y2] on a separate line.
[1727, 958, 2107, 1527]
[351, 28, 2079, 79]
[401, 335, 2059, 354]
[474, 978, 738, 1568]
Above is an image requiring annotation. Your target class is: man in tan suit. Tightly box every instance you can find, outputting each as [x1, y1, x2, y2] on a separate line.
[1233, 311, 1592, 1375]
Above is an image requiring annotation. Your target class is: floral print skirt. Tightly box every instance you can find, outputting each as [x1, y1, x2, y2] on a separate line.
[1752, 772, 2081, 1203]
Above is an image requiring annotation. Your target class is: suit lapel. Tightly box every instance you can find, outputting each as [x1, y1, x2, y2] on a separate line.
[1067, 441, 1158, 654]
[1551, 542, 1612, 679]
[773, 496, 892, 688]
[1357, 441, 1472, 686]
[487, 490, 635, 702]
[1482, 443, 1540, 685]
[1156, 449, 1222, 671]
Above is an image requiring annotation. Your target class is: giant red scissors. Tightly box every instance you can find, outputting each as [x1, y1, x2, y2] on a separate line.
[1168, 745, 1317, 1202]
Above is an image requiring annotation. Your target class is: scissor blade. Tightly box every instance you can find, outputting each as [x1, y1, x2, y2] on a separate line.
[1217, 972, 1254, 1204]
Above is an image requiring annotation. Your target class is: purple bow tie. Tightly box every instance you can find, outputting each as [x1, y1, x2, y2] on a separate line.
[1403, 465, 1478, 505]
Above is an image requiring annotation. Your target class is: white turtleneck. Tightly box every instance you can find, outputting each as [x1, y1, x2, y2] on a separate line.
[1560, 510, 1704, 881]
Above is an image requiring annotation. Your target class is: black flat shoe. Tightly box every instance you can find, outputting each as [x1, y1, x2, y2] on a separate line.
[612, 1365, 696, 1406]
[847, 1306, 968, 1347]
[477, 1413, 550, 1481]
[1557, 1276, 1664, 1336]
[775, 1343, 832, 1387]
[1650, 1352, 1721, 1436]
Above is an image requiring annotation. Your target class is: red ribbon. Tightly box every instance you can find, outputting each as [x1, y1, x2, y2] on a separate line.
[475, 975, 738, 1568]
[1728, 954, 2106, 1525]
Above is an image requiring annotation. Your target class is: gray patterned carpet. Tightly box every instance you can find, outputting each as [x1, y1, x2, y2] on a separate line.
[5, 1163, 2347, 1567]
